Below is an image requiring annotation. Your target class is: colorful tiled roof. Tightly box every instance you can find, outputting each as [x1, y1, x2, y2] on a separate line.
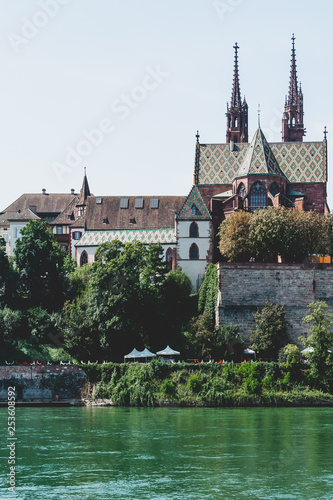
[75, 229, 176, 247]
[197, 134, 325, 185]
[177, 186, 211, 220]
[237, 127, 285, 177]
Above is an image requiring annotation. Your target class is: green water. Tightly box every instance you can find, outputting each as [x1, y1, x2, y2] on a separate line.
[1, 407, 333, 499]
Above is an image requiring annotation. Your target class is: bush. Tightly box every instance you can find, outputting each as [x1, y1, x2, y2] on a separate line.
[188, 374, 202, 393]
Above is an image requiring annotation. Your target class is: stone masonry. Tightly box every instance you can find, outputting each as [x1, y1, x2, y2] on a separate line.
[217, 263, 333, 346]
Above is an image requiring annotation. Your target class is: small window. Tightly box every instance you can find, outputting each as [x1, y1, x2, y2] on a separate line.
[189, 243, 199, 260]
[135, 198, 144, 209]
[120, 198, 129, 209]
[190, 222, 199, 238]
[103, 218, 109, 224]
[96, 197, 103, 204]
[77, 208, 84, 217]
[150, 198, 159, 209]
[15, 227, 23, 239]
[60, 245, 68, 253]
[80, 251, 88, 266]
[72, 231, 82, 240]
[57, 226, 63, 234]
[191, 205, 200, 216]
[67, 214, 72, 220]
[130, 218, 136, 224]
[166, 248, 173, 270]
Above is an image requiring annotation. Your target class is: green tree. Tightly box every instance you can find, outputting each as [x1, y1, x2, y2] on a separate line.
[185, 311, 215, 360]
[14, 220, 66, 310]
[218, 211, 252, 262]
[0, 237, 18, 305]
[250, 299, 289, 359]
[300, 300, 333, 389]
[0, 305, 23, 344]
[198, 264, 218, 328]
[60, 241, 185, 361]
[215, 324, 244, 361]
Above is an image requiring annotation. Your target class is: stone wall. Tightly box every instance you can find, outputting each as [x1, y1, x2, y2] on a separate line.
[0, 365, 87, 402]
[217, 263, 333, 346]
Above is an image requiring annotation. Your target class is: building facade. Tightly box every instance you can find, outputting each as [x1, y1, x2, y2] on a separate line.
[1, 36, 329, 291]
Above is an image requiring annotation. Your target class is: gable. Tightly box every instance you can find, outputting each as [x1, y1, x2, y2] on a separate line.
[177, 186, 211, 220]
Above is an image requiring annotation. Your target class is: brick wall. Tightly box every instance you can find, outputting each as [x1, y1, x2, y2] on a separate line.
[217, 263, 333, 346]
[0, 365, 87, 401]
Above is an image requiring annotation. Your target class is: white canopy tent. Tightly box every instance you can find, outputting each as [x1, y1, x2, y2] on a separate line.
[124, 348, 156, 362]
[156, 346, 180, 356]
[243, 348, 256, 360]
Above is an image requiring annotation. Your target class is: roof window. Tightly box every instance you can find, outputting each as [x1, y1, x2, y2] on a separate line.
[150, 198, 159, 209]
[135, 198, 144, 209]
[120, 198, 129, 209]
[96, 197, 103, 204]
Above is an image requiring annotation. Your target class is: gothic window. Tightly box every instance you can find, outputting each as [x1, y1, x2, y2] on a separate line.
[191, 205, 198, 216]
[234, 117, 238, 127]
[292, 116, 296, 127]
[269, 183, 279, 197]
[166, 248, 173, 270]
[189, 222, 199, 238]
[238, 183, 246, 198]
[249, 182, 266, 209]
[189, 243, 199, 260]
[80, 251, 88, 266]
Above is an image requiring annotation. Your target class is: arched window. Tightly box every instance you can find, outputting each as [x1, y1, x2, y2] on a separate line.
[80, 251, 88, 266]
[234, 117, 238, 127]
[189, 243, 199, 260]
[292, 116, 296, 127]
[166, 248, 173, 270]
[269, 183, 279, 197]
[249, 182, 266, 209]
[191, 205, 198, 216]
[238, 183, 246, 199]
[189, 222, 199, 238]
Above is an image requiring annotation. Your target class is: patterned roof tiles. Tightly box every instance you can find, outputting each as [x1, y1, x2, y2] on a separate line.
[177, 186, 211, 220]
[75, 228, 176, 247]
[197, 133, 325, 185]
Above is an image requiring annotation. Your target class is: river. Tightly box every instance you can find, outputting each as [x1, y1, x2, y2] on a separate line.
[1, 407, 333, 499]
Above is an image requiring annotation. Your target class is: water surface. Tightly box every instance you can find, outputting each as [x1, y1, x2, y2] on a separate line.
[1, 407, 333, 499]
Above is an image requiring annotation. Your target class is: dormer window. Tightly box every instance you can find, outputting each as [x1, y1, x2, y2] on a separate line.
[191, 205, 200, 216]
[120, 198, 129, 209]
[103, 218, 109, 224]
[130, 218, 136, 224]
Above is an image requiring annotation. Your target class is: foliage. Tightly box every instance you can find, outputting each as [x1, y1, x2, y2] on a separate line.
[250, 299, 289, 359]
[0, 306, 23, 344]
[60, 241, 193, 361]
[218, 207, 330, 263]
[26, 307, 58, 344]
[300, 301, 333, 390]
[198, 264, 218, 327]
[0, 238, 18, 305]
[184, 311, 215, 360]
[214, 324, 244, 361]
[14, 220, 66, 310]
[278, 344, 300, 369]
[218, 211, 252, 262]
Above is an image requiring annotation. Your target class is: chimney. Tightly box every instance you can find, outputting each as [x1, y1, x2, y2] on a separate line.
[42, 188, 46, 195]
[71, 189, 75, 195]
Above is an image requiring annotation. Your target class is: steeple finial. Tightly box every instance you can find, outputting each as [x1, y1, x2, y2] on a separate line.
[196, 130, 200, 143]
[231, 42, 241, 108]
[257, 104, 261, 127]
[288, 33, 298, 106]
[324, 126, 328, 140]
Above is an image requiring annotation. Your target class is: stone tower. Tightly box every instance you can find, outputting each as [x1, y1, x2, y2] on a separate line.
[282, 34, 306, 142]
[226, 43, 248, 143]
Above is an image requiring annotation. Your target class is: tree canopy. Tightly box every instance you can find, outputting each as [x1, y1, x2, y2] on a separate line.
[250, 298, 289, 359]
[14, 220, 66, 310]
[218, 207, 330, 263]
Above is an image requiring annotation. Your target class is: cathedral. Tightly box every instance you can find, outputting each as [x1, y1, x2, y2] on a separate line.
[0, 36, 329, 291]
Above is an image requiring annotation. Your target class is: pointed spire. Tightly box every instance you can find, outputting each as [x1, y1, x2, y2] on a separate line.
[80, 168, 91, 202]
[288, 34, 298, 106]
[231, 42, 241, 108]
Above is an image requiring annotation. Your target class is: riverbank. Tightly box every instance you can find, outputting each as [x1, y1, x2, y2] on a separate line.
[1, 361, 333, 407]
[81, 360, 333, 407]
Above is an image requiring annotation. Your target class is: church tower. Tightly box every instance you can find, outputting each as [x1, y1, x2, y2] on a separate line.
[226, 43, 248, 143]
[282, 34, 306, 142]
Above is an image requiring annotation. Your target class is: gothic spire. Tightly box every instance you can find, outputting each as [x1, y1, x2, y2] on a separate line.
[288, 34, 298, 106]
[226, 42, 248, 143]
[231, 42, 241, 108]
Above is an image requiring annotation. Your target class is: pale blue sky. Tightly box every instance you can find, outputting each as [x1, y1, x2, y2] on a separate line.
[0, 0, 332, 210]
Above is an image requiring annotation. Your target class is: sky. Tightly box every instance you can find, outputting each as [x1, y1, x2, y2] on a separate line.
[0, 0, 332, 211]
